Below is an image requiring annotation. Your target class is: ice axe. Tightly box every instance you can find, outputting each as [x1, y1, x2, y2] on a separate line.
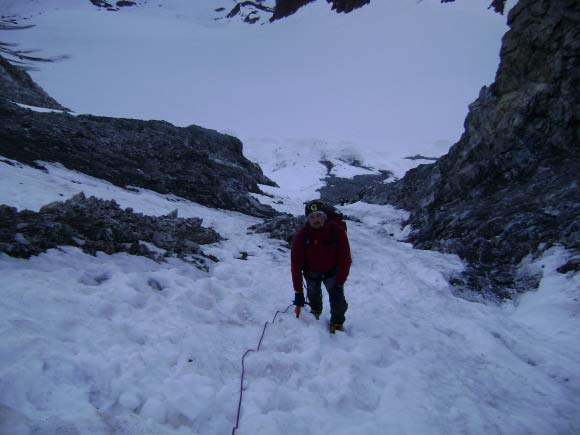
[294, 301, 310, 318]
[295, 281, 309, 319]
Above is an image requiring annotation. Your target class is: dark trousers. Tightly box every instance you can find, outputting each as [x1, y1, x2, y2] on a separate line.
[305, 272, 348, 325]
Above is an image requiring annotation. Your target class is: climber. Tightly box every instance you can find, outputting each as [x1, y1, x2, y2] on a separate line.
[290, 200, 352, 333]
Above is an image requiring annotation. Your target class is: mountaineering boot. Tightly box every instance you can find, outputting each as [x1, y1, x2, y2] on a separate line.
[329, 322, 344, 334]
[310, 309, 322, 320]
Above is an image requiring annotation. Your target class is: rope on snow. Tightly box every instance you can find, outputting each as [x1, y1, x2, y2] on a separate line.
[231, 303, 294, 435]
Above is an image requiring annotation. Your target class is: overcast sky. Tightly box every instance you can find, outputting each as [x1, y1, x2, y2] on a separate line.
[3, 0, 514, 157]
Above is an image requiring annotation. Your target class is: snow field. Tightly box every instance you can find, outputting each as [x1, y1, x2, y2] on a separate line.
[1, 152, 579, 435]
[0, 157, 292, 434]
[2, 0, 577, 432]
[235, 203, 580, 435]
[0, 0, 510, 153]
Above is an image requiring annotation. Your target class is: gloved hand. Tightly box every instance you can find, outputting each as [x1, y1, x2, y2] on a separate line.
[293, 292, 305, 307]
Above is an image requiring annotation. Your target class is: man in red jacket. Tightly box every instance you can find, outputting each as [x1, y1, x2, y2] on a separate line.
[291, 200, 352, 332]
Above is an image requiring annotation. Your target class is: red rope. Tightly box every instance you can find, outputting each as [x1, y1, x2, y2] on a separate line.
[231, 303, 294, 435]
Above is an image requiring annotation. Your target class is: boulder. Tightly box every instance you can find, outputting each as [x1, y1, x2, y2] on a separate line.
[0, 193, 222, 270]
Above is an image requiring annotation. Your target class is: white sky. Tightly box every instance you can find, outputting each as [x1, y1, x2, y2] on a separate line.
[2, 0, 513, 158]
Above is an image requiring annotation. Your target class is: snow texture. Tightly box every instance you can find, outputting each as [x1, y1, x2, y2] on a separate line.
[1, 1, 578, 433]
[1, 148, 579, 434]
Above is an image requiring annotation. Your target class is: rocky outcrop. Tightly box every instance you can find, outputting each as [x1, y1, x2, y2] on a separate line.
[0, 88, 278, 218]
[221, 0, 371, 23]
[363, 0, 580, 298]
[0, 55, 66, 111]
[269, 0, 505, 22]
[88, 0, 137, 10]
[0, 193, 221, 269]
[319, 171, 392, 205]
[224, 1, 275, 24]
[271, 0, 370, 20]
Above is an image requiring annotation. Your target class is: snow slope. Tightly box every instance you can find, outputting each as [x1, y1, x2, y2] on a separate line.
[1, 0, 512, 164]
[1, 150, 579, 435]
[2, 1, 579, 433]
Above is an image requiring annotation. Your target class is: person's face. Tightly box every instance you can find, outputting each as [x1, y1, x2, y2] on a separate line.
[308, 212, 326, 229]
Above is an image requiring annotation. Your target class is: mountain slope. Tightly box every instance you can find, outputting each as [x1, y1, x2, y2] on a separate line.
[0, 55, 66, 110]
[0, 96, 277, 218]
[1, 1, 578, 433]
[363, 0, 580, 297]
[0, 0, 509, 155]
[1, 147, 579, 435]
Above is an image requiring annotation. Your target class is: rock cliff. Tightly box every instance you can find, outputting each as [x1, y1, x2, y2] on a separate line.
[0, 56, 278, 218]
[271, 0, 370, 20]
[268, 0, 506, 21]
[220, 0, 371, 23]
[363, 0, 580, 297]
[0, 55, 66, 111]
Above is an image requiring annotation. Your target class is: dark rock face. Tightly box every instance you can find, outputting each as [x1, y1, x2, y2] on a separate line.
[0, 56, 66, 111]
[224, 1, 275, 24]
[271, 0, 315, 20]
[0, 193, 221, 269]
[363, 0, 580, 298]
[221, 0, 370, 22]
[319, 171, 392, 205]
[271, 0, 370, 20]
[88, 0, 134, 10]
[0, 96, 278, 218]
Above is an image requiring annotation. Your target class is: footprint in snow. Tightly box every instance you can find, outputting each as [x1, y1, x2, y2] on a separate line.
[79, 271, 111, 286]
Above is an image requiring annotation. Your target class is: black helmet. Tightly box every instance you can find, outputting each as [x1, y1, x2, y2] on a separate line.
[304, 200, 326, 217]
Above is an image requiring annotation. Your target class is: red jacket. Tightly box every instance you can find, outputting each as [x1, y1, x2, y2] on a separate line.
[291, 221, 352, 291]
